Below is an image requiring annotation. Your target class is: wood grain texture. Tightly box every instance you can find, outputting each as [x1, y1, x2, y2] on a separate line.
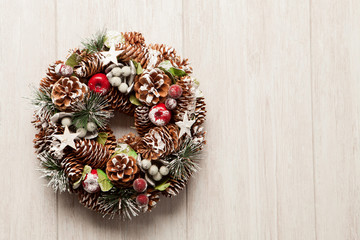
[0, 0, 359, 239]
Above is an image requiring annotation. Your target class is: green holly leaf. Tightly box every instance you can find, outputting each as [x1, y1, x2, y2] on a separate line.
[112, 144, 138, 159]
[158, 60, 187, 84]
[73, 165, 92, 189]
[96, 169, 113, 192]
[155, 181, 171, 191]
[131, 60, 143, 75]
[129, 94, 142, 106]
[96, 132, 108, 145]
[65, 53, 81, 68]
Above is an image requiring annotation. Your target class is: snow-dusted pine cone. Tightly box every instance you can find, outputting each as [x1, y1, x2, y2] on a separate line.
[40, 60, 63, 89]
[162, 177, 188, 198]
[51, 76, 88, 111]
[194, 96, 206, 126]
[134, 68, 171, 106]
[137, 124, 179, 160]
[33, 124, 63, 154]
[148, 43, 177, 60]
[118, 133, 142, 152]
[74, 53, 105, 78]
[104, 87, 136, 115]
[61, 157, 84, 183]
[134, 105, 154, 136]
[170, 56, 193, 74]
[102, 127, 117, 156]
[117, 43, 150, 69]
[173, 76, 196, 122]
[106, 153, 139, 187]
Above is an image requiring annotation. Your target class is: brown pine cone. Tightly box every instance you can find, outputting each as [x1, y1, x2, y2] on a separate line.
[192, 125, 206, 147]
[134, 69, 171, 106]
[148, 44, 177, 60]
[101, 127, 117, 156]
[122, 32, 145, 46]
[72, 188, 107, 214]
[137, 124, 179, 160]
[118, 133, 142, 151]
[70, 139, 111, 169]
[162, 177, 188, 198]
[134, 105, 154, 136]
[142, 189, 160, 212]
[33, 124, 63, 154]
[173, 76, 196, 122]
[74, 53, 105, 78]
[40, 60, 63, 89]
[117, 43, 151, 69]
[106, 153, 139, 187]
[51, 76, 88, 111]
[61, 157, 84, 183]
[170, 56, 193, 74]
[104, 87, 136, 115]
[194, 96, 206, 126]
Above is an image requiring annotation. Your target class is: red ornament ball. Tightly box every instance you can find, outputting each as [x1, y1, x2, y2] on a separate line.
[82, 169, 100, 193]
[148, 103, 171, 126]
[136, 194, 149, 207]
[133, 178, 147, 192]
[168, 84, 183, 99]
[55, 64, 73, 77]
[165, 98, 177, 110]
[88, 73, 111, 94]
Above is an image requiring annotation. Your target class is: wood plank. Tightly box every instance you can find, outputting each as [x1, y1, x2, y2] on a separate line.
[311, 0, 360, 239]
[183, 0, 316, 239]
[55, 1, 186, 239]
[0, 0, 57, 239]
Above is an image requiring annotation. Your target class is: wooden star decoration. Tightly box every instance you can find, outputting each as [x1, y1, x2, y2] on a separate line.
[53, 126, 79, 151]
[175, 111, 196, 138]
[100, 45, 123, 65]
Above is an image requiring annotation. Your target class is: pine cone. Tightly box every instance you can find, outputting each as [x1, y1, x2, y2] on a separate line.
[122, 32, 145, 46]
[61, 157, 84, 183]
[117, 43, 151, 69]
[74, 53, 105, 78]
[102, 127, 117, 156]
[134, 69, 171, 106]
[40, 60, 63, 89]
[142, 189, 160, 212]
[162, 177, 188, 198]
[137, 124, 179, 160]
[69, 139, 111, 169]
[33, 124, 63, 154]
[134, 106, 154, 136]
[173, 76, 196, 122]
[118, 133, 142, 151]
[72, 188, 106, 214]
[192, 125, 206, 147]
[170, 56, 193, 74]
[51, 76, 88, 111]
[106, 153, 139, 187]
[104, 87, 136, 115]
[148, 44, 177, 60]
[194, 97, 206, 126]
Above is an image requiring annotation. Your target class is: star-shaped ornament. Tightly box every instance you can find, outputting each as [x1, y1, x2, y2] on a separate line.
[53, 126, 79, 151]
[175, 111, 196, 138]
[100, 45, 123, 65]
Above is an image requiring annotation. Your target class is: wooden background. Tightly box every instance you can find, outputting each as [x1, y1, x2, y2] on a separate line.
[1, 0, 360, 239]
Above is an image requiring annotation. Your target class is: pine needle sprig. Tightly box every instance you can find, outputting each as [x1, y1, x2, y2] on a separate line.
[72, 92, 113, 129]
[81, 29, 107, 53]
[38, 152, 69, 193]
[31, 86, 58, 116]
[166, 137, 202, 180]
[98, 188, 139, 220]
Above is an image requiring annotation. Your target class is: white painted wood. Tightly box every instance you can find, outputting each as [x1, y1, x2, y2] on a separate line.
[0, 0, 57, 239]
[0, 0, 359, 239]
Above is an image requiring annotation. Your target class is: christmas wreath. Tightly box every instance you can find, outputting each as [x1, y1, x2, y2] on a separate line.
[31, 30, 206, 220]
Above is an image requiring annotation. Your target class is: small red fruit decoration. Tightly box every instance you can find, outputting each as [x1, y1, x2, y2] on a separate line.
[165, 98, 177, 110]
[133, 178, 147, 192]
[168, 84, 183, 99]
[82, 169, 101, 193]
[136, 194, 149, 207]
[148, 103, 171, 126]
[88, 73, 111, 94]
[55, 64, 73, 77]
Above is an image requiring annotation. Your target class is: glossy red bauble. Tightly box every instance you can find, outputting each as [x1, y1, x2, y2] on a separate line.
[88, 73, 111, 94]
[148, 103, 171, 126]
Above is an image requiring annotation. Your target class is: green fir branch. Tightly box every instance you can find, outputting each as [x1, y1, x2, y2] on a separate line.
[30, 86, 58, 115]
[81, 29, 107, 53]
[98, 188, 139, 220]
[166, 137, 202, 180]
[38, 152, 69, 193]
[72, 92, 113, 129]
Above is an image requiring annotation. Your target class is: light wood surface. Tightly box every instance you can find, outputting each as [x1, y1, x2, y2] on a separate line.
[0, 0, 359, 239]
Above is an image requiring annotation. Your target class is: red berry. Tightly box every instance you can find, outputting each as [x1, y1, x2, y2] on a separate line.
[168, 85, 183, 99]
[165, 98, 177, 110]
[133, 178, 147, 192]
[88, 73, 110, 94]
[149, 103, 171, 126]
[136, 194, 149, 206]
